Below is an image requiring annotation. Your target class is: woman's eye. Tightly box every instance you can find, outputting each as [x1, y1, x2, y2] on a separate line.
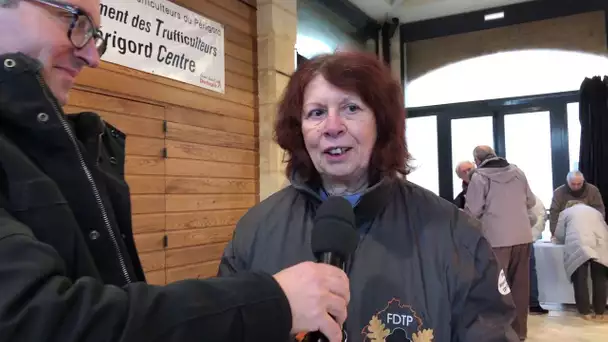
[308, 109, 325, 117]
[345, 104, 360, 113]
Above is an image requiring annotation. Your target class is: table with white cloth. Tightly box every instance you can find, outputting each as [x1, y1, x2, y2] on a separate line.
[534, 241, 608, 304]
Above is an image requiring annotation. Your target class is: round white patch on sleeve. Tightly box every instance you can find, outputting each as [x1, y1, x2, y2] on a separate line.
[498, 269, 511, 295]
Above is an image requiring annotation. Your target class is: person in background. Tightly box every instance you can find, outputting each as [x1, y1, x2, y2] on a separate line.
[527, 194, 549, 315]
[550, 171, 605, 239]
[0, 0, 350, 341]
[554, 200, 608, 322]
[454, 160, 476, 209]
[465, 145, 536, 341]
[218, 51, 519, 342]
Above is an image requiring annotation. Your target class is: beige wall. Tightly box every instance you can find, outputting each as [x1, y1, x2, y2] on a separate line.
[258, 0, 297, 200]
[406, 11, 608, 82]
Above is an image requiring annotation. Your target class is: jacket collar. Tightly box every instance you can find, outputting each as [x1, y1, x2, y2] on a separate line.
[289, 170, 397, 225]
[0, 53, 115, 159]
[479, 156, 510, 168]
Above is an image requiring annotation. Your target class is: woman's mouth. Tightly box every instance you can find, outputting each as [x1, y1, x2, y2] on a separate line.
[324, 147, 352, 156]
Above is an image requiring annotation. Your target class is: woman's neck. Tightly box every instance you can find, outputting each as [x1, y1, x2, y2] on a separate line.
[322, 176, 368, 196]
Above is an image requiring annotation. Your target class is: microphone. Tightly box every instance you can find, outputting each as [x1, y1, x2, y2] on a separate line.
[302, 196, 358, 342]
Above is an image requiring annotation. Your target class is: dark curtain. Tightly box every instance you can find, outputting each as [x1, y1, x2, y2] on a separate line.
[578, 76, 608, 217]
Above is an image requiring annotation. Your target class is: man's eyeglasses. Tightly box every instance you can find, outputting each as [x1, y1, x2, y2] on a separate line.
[27, 0, 107, 57]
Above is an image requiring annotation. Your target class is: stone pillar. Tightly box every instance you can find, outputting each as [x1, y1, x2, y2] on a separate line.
[257, 0, 297, 200]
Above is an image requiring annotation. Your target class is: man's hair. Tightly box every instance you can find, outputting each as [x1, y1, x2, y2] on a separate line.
[567, 170, 584, 182]
[0, 0, 19, 8]
[473, 145, 497, 163]
[454, 161, 473, 177]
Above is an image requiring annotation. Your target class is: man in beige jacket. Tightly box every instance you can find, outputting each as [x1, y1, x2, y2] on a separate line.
[465, 146, 536, 341]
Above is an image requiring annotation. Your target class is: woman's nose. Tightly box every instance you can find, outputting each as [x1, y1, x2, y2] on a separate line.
[323, 111, 345, 137]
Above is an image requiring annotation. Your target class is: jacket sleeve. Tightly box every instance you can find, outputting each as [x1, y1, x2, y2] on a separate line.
[217, 212, 256, 277]
[524, 176, 536, 210]
[589, 187, 605, 218]
[554, 211, 567, 243]
[451, 215, 519, 342]
[464, 174, 486, 219]
[0, 207, 292, 342]
[549, 192, 564, 236]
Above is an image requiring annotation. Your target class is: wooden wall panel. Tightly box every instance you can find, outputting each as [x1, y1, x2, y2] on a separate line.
[65, 0, 258, 285]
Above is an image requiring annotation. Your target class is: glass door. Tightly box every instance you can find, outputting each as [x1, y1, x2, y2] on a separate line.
[503, 110, 554, 209]
[406, 116, 440, 195]
[450, 116, 494, 199]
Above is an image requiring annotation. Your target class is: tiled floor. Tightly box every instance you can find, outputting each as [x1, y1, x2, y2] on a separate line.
[527, 304, 608, 341]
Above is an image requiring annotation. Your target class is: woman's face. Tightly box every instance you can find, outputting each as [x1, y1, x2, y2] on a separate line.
[301, 75, 377, 184]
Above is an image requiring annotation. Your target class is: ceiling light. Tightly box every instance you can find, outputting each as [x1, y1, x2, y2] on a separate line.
[484, 11, 505, 21]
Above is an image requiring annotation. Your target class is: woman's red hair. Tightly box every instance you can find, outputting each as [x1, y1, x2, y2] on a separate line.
[274, 51, 411, 184]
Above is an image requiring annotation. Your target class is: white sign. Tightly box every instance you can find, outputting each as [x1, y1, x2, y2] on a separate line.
[498, 269, 511, 296]
[99, 0, 225, 93]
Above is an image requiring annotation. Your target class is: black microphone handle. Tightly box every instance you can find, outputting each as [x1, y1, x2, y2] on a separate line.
[301, 252, 347, 342]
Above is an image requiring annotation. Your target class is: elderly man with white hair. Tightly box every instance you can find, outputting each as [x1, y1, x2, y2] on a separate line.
[550, 171, 605, 238]
[453, 160, 475, 209]
[466, 145, 536, 340]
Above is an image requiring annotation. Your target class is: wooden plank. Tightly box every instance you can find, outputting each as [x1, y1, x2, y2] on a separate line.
[125, 156, 165, 176]
[77, 67, 255, 120]
[224, 27, 255, 51]
[165, 121, 256, 150]
[166, 140, 256, 164]
[166, 159, 256, 179]
[145, 270, 166, 285]
[166, 209, 247, 231]
[132, 213, 165, 234]
[166, 177, 256, 194]
[131, 195, 165, 214]
[66, 89, 164, 120]
[207, 0, 255, 21]
[226, 71, 255, 93]
[63, 106, 164, 140]
[126, 175, 165, 194]
[177, 0, 254, 36]
[139, 250, 166, 272]
[166, 194, 256, 212]
[226, 55, 255, 79]
[166, 242, 227, 268]
[240, 0, 256, 8]
[166, 260, 220, 282]
[166, 226, 235, 249]
[225, 41, 254, 64]
[165, 106, 255, 136]
[112, 136, 163, 157]
[95, 63, 256, 109]
[134, 232, 166, 253]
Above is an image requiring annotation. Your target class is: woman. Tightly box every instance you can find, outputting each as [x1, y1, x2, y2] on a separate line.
[528, 195, 549, 314]
[554, 200, 608, 321]
[218, 51, 517, 341]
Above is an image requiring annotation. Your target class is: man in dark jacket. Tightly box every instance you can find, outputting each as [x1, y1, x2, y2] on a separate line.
[0, 1, 350, 341]
[454, 161, 475, 209]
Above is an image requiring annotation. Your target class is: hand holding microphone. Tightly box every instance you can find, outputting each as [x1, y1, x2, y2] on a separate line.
[273, 262, 349, 341]
[303, 196, 359, 342]
[273, 197, 357, 342]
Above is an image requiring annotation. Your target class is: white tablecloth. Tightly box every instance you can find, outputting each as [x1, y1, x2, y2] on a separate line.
[534, 242, 576, 304]
[534, 241, 608, 304]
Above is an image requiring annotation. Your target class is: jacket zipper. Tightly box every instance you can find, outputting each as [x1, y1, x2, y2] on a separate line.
[35, 74, 132, 285]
